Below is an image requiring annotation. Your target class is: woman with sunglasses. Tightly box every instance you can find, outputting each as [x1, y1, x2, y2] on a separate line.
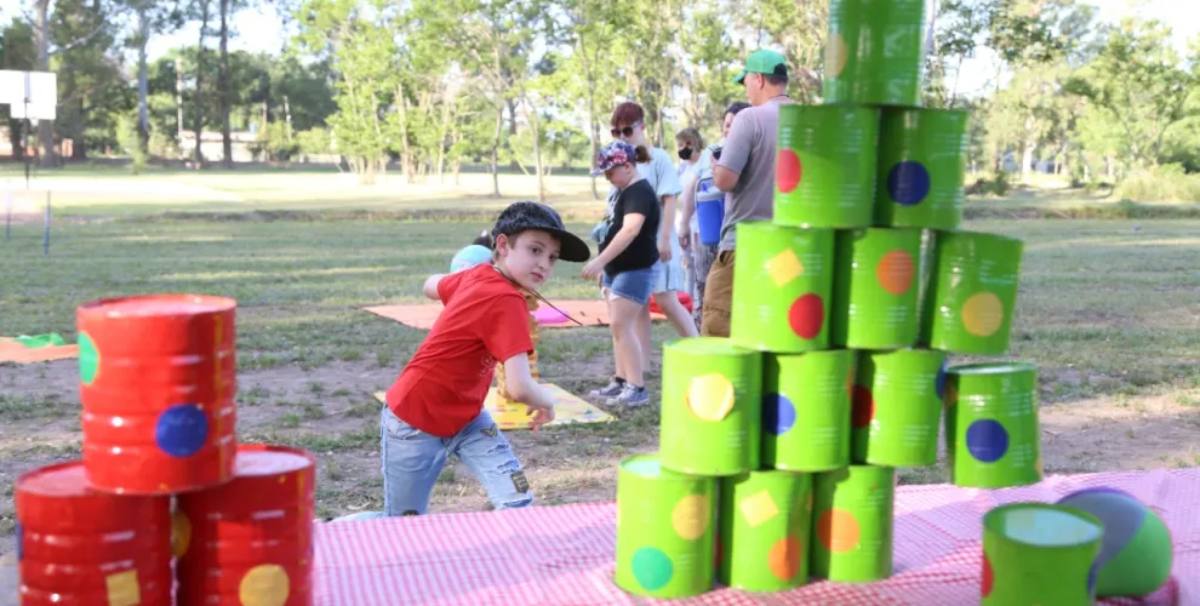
[589, 102, 698, 406]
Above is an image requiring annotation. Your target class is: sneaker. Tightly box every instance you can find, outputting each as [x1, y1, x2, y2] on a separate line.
[589, 377, 625, 399]
[607, 384, 649, 407]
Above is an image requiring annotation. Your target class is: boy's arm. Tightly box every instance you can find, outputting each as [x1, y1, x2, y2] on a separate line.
[502, 353, 556, 430]
[423, 274, 445, 300]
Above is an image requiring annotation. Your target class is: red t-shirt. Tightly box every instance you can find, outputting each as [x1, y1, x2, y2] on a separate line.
[386, 264, 533, 437]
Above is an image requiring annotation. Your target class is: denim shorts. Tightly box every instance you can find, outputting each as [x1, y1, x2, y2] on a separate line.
[603, 264, 659, 306]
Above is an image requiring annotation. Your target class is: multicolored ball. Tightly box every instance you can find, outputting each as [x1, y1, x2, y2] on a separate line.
[1057, 488, 1172, 597]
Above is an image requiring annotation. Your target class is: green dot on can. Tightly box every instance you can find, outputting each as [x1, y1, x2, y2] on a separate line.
[631, 547, 673, 590]
[78, 332, 99, 385]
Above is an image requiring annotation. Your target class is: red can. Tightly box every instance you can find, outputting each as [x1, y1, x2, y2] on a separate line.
[77, 294, 238, 494]
[177, 444, 316, 606]
[15, 461, 172, 605]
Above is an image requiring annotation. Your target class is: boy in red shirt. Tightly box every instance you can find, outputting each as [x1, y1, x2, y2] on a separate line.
[381, 202, 591, 515]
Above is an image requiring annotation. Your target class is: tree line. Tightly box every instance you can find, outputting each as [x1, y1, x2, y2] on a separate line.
[0, 0, 1197, 197]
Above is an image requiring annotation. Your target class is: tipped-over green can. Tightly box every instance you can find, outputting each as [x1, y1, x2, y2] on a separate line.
[615, 454, 718, 598]
[982, 503, 1104, 605]
[810, 465, 895, 583]
[718, 470, 813, 592]
[823, 0, 927, 106]
[832, 228, 924, 349]
[924, 230, 1023, 355]
[762, 350, 855, 472]
[852, 349, 946, 467]
[875, 108, 969, 230]
[661, 337, 762, 475]
[774, 105, 879, 228]
[945, 362, 1042, 488]
[731, 222, 835, 352]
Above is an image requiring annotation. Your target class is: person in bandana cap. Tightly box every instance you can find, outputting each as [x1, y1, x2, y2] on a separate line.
[582, 140, 660, 407]
[379, 201, 590, 515]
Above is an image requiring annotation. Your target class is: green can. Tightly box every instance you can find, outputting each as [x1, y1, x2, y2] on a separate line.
[982, 503, 1104, 605]
[614, 454, 717, 598]
[730, 222, 835, 352]
[945, 362, 1042, 488]
[661, 337, 762, 475]
[718, 470, 813, 591]
[831, 228, 924, 349]
[875, 108, 970, 230]
[762, 350, 855, 471]
[774, 105, 879, 228]
[810, 465, 895, 582]
[823, 0, 927, 106]
[852, 349, 947, 467]
[924, 230, 1024, 355]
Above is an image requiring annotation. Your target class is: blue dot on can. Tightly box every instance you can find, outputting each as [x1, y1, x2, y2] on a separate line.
[935, 359, 949, 399]
[155, 404, 209, 458]
[631, 546, 673, 591]
[887, 161, 931, 206]
[762, 393, 797, 436]
[965, 419, 1009, 463]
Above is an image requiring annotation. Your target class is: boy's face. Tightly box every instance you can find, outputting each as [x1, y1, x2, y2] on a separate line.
[495, 230, 560, 289]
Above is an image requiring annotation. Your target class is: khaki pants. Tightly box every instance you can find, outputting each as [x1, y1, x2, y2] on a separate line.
[700, 250, 734, 337]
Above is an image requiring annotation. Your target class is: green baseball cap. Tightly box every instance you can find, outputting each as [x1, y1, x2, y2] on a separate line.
[733, 49, 788, 84]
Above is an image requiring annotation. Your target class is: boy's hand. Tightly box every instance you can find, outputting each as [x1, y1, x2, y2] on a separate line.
[526, 403, 555, 431]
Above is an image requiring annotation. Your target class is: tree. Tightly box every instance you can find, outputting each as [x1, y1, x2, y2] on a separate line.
[124, 1, 182, 155]
[1, 18, 36, 159]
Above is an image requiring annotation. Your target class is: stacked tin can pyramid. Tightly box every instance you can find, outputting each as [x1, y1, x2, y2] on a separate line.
[614, 0, 1041, 597]
[14, 294, 316, 605]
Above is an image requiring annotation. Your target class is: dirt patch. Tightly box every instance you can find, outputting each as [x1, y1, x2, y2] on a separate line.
[1040, 390, 1200, 472]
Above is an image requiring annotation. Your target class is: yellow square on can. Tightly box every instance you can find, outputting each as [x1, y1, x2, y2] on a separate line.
[740, 489, 780, 528]
[105, 569, 141, 606]
[765, 249, 804, 286]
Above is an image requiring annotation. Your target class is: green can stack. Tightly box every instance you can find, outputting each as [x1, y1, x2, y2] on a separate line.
[718, 470, 812, 591]
[731, 222, 835, 352]
[924, 231, 1024, 355]
[875, 108, 970, 229]
[810, 465, 895, 582]
[831, 228, 924, 349]
[774, 105, 880, 228]
[762, 350, 855, 471]
[614, 455, 717, 598]
[945, 362, 1042, 488]
[660, 338, 762, 476]
[852, 349, 947, 467]
[823, 0, 927, 106]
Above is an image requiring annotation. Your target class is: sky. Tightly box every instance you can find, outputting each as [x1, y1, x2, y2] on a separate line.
[0, 0, 1196, 98]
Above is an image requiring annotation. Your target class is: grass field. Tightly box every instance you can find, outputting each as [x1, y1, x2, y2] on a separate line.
[2, 168, 1199, 560]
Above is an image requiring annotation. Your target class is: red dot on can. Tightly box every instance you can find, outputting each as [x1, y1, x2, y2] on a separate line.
[788, 293, 824, 340]
[776, 149, 802, 194]
[852, 386, 874, 428]
[982, 552, 994, 597]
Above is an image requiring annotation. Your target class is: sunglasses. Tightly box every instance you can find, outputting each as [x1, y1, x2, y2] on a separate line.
[610, 121, 642, 138]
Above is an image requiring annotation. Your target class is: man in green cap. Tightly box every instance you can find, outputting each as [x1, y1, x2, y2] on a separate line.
[702, 48, 792, 337]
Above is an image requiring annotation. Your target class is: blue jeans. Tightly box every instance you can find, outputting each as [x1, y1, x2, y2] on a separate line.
[379, 406, 533, 515]
[602, 265, 659, 305]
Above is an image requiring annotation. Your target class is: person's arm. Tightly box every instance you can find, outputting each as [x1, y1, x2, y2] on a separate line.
[423, 274, 445, 300]
[677, 172, 699, 250]
[715, 111, 754, 192]
[658, 194, 676, 261]
[581, 213, 646, 279]
[502, 353, 556, 430]
[713, 165, 739, 192]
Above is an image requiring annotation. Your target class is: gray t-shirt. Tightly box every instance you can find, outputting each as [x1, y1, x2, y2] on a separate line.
[716, 96, 791, 251]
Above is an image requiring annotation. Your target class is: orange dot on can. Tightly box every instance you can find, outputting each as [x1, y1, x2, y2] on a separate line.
[776, 149, 802, 194]
[768, 536, 803, 582]
[788, 293, 824, 340]
[816, 508, 861, 553]
[876, 250, 915, 295]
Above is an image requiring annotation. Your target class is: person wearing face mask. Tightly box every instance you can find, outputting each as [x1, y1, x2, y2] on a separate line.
[676, 103, 750, 328]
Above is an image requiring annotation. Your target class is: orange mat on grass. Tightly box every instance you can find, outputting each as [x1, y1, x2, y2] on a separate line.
[0, 338, 79, 364]
[364, 300, 664, 330]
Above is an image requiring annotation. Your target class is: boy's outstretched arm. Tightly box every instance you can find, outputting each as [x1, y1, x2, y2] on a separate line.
[423, 274, 446, 300]
[502, 352, 556, 430]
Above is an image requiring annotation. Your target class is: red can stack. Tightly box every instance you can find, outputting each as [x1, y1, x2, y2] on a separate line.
[14, 293, 317, 606]
[77, 294, 238, 494]
[15, 462, 172, 605]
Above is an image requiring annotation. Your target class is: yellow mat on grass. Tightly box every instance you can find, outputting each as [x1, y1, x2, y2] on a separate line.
[374, 382, 613, 430]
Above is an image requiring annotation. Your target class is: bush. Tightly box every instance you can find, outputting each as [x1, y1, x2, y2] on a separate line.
[250, 121, 301, 162]
[115, 112, 147, 174]
[1115, 164, 1200, 203]
[965, 171, 1011, 196]
[295, 127, 332, 158]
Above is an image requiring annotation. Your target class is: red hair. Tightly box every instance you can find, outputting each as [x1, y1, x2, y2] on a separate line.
[611, 102, 644, 128]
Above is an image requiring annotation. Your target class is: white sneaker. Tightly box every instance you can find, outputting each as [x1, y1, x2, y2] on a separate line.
[607, 384, 649, 407]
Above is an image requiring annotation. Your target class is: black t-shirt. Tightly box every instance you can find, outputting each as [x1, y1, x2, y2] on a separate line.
[601, 179, 660, 276]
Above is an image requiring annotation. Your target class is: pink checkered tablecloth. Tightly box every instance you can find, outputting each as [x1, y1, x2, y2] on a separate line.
[313, 468, 1200, 605]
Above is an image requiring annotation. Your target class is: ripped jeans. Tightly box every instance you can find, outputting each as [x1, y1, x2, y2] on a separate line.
[379, 406, 533, 516]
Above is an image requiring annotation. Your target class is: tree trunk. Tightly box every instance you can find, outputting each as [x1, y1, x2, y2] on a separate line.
[491, 105, 503, 198]
[34, 0, 56, 167]
[218, 0, 232, 168]
[136, 7, 151, 153]
[575, 36, 601, 200]
[193, 0, 210, 167]
[397, 85, 413, 182]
